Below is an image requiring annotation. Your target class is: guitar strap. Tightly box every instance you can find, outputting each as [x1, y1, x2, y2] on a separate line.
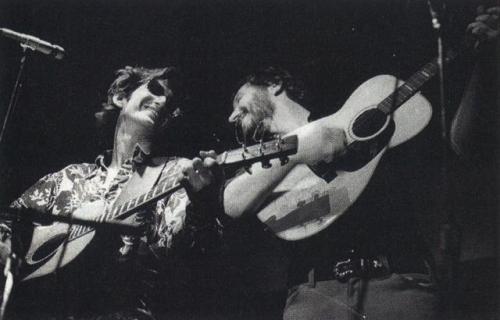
[112, 156, 171, 209]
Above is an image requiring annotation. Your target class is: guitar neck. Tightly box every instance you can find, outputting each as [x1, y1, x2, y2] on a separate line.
[68, 179, 184, 241]
[106, 152, 231, 221]
[109, 178, 184, 221]
[377, 48, 461, 115]
[104, 136, 298, 222]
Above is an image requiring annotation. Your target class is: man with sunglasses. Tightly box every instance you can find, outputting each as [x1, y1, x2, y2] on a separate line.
[0, 66, 219, 319]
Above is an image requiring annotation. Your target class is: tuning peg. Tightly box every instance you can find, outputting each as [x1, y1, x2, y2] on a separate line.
[261, 159, 272, 169]
[279, 156, 289, 166]
[275, 134, 282, 142]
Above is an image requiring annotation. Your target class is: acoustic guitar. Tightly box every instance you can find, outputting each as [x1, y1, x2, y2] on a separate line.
[256, 54, 460, 240]
[21, 135, 297, 281]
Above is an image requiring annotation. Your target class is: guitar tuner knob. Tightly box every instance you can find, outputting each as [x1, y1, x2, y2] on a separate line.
[261, 159, 272, 169]
[279, 156, 289, 166]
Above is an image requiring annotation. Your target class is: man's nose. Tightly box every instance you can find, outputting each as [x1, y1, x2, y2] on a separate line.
[228, 110, 240, 123]
[152, 95, 166, 106]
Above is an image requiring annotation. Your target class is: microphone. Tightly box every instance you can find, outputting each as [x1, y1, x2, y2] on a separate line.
[0, 28, 65, 59]
[426, 0, 441, 30]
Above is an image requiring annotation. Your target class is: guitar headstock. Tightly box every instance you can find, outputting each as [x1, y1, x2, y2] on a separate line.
[218, 135, 298, 170]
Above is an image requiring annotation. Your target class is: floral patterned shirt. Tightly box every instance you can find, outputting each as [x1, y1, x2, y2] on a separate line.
[4, 150, 210, 259]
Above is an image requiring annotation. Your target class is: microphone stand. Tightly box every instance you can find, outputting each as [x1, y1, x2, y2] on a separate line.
[0, 218, 30, 320]
[0, 256, 15, 320]
[0, 46, 30, 146]
[427, 1, 460, 317]
[0, 44, 32, 320]
[0, 39, 68, 319]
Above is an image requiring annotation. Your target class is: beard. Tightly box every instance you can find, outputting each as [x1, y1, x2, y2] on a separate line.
[239, 117, 273, 142]
[238, 93, 275, 142]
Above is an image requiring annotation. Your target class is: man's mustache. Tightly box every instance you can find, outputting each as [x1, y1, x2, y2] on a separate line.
[236, 117, 272, 142]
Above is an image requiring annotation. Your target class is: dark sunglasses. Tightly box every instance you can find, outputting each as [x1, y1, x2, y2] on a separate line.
[146, 78, 168, 96]
[146, 78, 184, 119]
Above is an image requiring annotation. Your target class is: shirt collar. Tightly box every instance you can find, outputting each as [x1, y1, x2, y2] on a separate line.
[94, 150, 113, 170]
[131, 143, 151, 166]
[93, 144, 152, 171]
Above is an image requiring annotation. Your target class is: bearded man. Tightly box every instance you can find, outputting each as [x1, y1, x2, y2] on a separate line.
[221, 66, 439, 320]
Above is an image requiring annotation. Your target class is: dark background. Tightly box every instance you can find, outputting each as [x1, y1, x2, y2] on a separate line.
[0, 0, 497, 319]
[0, 0, 482, 198]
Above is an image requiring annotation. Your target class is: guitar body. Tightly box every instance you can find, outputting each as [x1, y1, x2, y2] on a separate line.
[257, 75, 432, 240]
[21, 201, 104, 281]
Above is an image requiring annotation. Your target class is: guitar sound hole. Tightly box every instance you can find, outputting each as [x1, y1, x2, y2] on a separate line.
[32, 234, 67, 262]
[351, 108, 389, 138]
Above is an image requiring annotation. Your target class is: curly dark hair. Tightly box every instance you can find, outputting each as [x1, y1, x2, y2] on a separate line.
[93, 66, 187, 152]
[241, 66, 306, 104]
[95, 66, 185, 126]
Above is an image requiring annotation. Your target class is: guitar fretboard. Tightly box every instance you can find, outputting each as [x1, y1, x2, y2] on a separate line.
[104, 176, 182, 222]
[66, 136, 298, 241]
[68, 175, 182, 241]
[377, 49, 459, 115]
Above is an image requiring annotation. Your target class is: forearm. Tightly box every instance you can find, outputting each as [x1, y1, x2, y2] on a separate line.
[223, 158, 297, 218]
[224, 119, 347, 218]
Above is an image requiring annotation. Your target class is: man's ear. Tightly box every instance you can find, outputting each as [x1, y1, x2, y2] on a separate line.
[268, 82, 284, 96]
[112, 94, 127, 109]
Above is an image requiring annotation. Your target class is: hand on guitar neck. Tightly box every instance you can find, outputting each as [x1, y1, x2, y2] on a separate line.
[179, 151, 220, 193]
[177, 129, 329, 212]
[178, 151, 224, 209]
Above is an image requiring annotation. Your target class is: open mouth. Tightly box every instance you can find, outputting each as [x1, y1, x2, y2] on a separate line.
[142, 103, 160, 119]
